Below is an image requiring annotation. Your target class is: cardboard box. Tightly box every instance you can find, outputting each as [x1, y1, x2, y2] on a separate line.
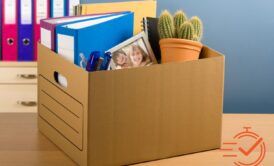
[38, 43, 225, 166]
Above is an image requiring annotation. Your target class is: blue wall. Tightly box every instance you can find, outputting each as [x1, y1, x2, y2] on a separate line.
[81, 0, 274, 114]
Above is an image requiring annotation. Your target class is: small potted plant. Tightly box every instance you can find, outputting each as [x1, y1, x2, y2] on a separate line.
[158, 10, 203, 63]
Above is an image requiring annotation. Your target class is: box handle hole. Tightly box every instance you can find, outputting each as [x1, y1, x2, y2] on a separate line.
[54, 71, 68, 88]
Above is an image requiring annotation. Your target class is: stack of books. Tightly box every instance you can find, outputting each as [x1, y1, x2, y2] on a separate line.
[0, 0, 80, 61]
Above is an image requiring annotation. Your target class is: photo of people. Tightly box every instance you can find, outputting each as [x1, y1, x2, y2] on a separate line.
[109, 32, 157, 70]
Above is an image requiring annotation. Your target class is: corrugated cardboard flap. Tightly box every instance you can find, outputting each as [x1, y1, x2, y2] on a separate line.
[38, 43, 89, 103]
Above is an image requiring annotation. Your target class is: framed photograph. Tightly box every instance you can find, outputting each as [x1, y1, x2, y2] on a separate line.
[107, 32, 157, 70]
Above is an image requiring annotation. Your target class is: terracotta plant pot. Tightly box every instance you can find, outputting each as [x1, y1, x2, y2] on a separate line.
[160, 38, 203, 63]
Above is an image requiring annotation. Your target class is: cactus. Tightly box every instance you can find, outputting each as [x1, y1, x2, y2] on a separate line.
[190, 16, 203, 41]
[193, 35, 199, 41]
[158, 10, 204, 42]
[178, 21, 195, 40]
[158, 10, 175, 39]
[174, 10, 187, 37]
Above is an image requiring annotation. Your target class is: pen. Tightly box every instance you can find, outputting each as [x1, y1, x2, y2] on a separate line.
[86, 51, 100, 72]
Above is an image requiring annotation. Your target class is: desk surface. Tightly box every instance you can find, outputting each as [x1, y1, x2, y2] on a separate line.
[0, 113, 273, 166]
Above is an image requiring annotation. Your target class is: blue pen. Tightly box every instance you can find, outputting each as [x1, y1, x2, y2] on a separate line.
[86, 51, 100, 72]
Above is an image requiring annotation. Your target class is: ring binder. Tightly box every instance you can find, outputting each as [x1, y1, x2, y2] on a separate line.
[34, 0, 50, 60]
[2, 0, 18, 61]
[18, 0, 34, 61]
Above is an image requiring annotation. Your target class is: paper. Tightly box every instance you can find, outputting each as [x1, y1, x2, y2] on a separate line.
[41, 28, 52, 49]
[36, 0, 48, 24]
[21, 0, 32, 24]
[55, 14, 111, 24]
[53, 0, 65, 17]
[4, 0, 16, 24]
[64, 14, 125, 29]
[57, 34, 75, 63]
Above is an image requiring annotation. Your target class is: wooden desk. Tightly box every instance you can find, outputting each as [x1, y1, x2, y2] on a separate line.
[0, 113, 273, 166]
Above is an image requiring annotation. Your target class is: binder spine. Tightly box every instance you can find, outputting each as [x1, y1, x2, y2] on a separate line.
[2, 0, 18, 61]
[34, 0, 50, 60]
[50, 0, 66, 17]
[74, 4, 82, 16]
[18, 0, 34, 61]
[67, 0, 80, 16]
[0, 0, 2, 60]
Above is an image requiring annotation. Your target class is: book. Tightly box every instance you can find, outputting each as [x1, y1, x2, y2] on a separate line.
[142, 17, 161, 63]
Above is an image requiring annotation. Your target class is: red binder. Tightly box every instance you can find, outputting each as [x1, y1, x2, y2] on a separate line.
[33, 0, 50, 60]
[2, 0, 18, 61]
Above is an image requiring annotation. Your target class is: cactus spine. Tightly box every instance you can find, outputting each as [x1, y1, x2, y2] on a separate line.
[192, 35, 199, 41]
[190, 16, 203, 41]
[178, 21, 195, 40]
[158, 10, 175, 39]
[174, 10, 187, 37]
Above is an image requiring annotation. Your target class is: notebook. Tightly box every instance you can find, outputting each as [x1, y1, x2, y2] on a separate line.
[142, 17, 161, 63]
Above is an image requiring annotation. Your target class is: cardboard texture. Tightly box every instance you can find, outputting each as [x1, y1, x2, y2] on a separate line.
[38, 43, 225, 166]
[76, 0, 157, 35]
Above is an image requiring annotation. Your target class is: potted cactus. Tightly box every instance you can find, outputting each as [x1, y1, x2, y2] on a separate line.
[158, 10, 203, 63]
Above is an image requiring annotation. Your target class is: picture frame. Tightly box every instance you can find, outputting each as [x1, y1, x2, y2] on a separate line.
[107, 32, 157, 70]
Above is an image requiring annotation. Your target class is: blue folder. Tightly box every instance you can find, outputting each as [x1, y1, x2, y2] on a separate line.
[50, 0, 67, 17]
[18, 0, 34, 61]
[55, 12, 134, 67]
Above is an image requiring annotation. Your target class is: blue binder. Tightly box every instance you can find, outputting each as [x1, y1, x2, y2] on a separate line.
[55, 12, 134, 68]
[50, 0, 67, 18]
[18, 0, 34, 61]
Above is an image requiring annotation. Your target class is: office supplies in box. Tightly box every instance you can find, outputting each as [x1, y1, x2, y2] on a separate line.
[75, 0, 156, 34]
[56, 11, 134, 67]
[38, 43, 225, 166]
